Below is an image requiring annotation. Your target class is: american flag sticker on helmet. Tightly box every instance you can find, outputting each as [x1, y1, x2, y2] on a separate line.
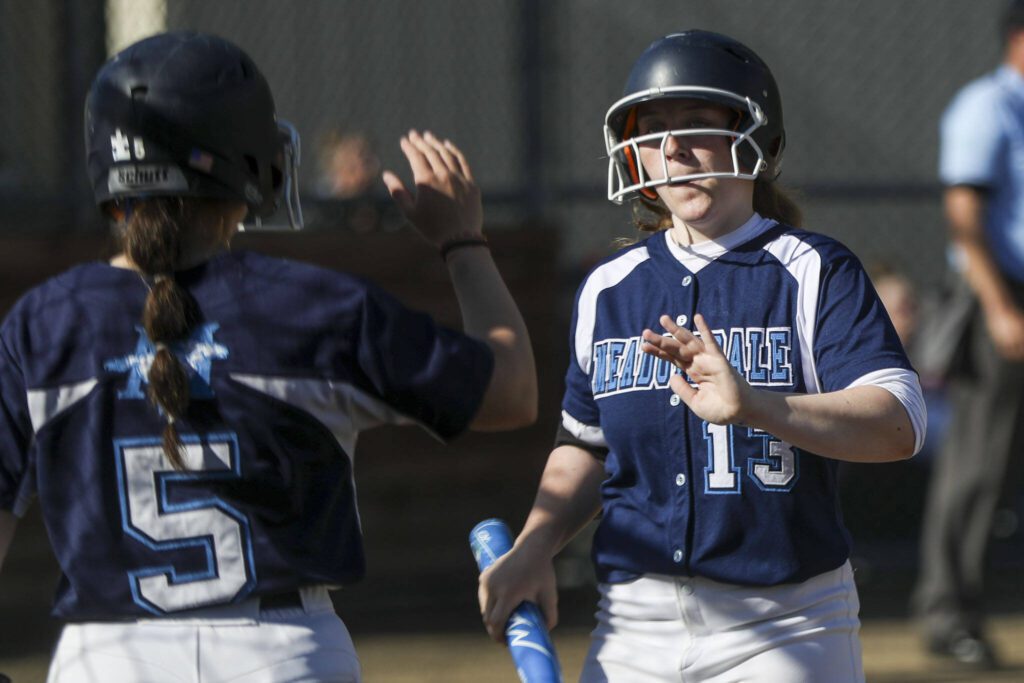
[189, 149, 214, 173]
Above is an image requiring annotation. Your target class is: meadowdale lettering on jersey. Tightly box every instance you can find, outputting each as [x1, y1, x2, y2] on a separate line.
[592, 326, 794, 397]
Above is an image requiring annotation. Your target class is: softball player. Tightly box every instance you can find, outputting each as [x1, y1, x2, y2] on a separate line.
[0, 31, 536, 682]
[479, 30, 926, 682]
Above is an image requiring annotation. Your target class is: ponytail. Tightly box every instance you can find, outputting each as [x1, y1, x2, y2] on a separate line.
[123, 198, 203, 471]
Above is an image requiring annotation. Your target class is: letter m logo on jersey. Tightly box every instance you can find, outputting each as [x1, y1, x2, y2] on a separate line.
[104, 322, 229, 400]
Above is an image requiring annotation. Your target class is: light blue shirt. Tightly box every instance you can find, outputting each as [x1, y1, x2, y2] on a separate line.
[940, 65, 1024, 282]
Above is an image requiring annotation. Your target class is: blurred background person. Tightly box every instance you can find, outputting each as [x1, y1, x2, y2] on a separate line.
[837, 263, 945, 592]
[310, 128, 402, 233]
[869, 263, 952, 464]
[316, 129, 381, 200]
[870, 264, 919, 350]
[911, 0, 1024, 670]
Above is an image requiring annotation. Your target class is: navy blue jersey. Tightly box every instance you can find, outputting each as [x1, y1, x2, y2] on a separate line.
[0, 250, 494, 619]
[562, 215, 922, 586]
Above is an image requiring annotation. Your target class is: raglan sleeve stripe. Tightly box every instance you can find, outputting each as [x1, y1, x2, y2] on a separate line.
[560, 410, 608, 448]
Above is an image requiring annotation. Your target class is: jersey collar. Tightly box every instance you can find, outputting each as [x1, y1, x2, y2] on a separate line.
[662, 212, 777, 273]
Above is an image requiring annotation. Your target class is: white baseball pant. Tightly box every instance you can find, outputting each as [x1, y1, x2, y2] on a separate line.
[46, 586, 361, 682]
[580, 561, 864, 682]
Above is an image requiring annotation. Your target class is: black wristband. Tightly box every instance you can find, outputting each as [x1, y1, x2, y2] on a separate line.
[439, 236, 489, 261]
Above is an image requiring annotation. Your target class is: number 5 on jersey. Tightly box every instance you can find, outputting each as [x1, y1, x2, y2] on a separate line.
[114, 433, 257, 614]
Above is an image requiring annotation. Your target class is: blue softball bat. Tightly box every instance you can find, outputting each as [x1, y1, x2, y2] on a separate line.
[470, 518, 563, 683]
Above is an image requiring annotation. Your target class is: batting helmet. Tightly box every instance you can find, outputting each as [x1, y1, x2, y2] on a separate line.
[604, 30, 785, 204]
[84, 31, 303, 228]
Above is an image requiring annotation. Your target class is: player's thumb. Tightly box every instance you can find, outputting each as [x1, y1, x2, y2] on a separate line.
[381, 170, 414, 217]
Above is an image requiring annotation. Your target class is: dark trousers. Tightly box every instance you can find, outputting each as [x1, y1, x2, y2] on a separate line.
[913, 287, 1024, 640]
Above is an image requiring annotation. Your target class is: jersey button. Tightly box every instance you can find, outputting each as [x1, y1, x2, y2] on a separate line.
[681, 276, 693, 287]
[673, 549, 684, 563]
[669, 394, 681, 406]
[675, 473, 686, 486]
[676, 315, 688, 326]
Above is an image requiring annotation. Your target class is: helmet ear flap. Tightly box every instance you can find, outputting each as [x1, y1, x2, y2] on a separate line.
[620, 107, 659, 201]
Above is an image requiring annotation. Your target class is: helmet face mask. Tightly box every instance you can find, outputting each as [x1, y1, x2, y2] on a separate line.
[605, 31, 785, 206]
[605, 86, 769, 204]
[85, 31, 304, 229]
[245, 120, 304, 231]
[277, 120, 304, 231]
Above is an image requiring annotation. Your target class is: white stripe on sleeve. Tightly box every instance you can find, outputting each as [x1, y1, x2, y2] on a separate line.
[561, 410, 607, 448]
[575, 248, 650, 375]
[846, 368, 927, 455]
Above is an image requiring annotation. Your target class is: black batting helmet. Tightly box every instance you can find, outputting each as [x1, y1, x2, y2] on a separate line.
[84, 31, 301, 226]
[604, 30, 785, 204]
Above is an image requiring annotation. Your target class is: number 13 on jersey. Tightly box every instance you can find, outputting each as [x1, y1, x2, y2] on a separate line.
[703, 422, 799, 493]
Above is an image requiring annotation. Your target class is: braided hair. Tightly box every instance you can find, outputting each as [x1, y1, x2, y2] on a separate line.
[121, 197, 209, 470]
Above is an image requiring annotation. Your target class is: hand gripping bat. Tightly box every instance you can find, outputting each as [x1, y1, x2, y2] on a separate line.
[469, 518, 563, 683]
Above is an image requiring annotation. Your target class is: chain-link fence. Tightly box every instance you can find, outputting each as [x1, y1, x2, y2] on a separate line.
[0, 0, 1009, 282]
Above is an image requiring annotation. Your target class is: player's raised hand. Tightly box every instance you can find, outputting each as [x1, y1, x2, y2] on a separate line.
[382, 130, 483, 248]
[642, 313, 751, 425]
[478, 544, 559, 644]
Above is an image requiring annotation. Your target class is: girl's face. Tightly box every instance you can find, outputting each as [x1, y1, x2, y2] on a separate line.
[635, 99, 754, 240]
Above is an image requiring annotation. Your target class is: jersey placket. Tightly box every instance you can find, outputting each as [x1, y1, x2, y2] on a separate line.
[667, 270, 699, 574]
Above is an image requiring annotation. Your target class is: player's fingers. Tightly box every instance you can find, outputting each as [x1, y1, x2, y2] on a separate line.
[381, 170, 414, 217]
[683, 366, 707, 384]
[660, 314, 701, 347]
[641, 328, 679, 352]
[478, 571, 505, 642]
[693, 314, 723, 354]
[444, 138, 475, 182]
[657, 317, 704, 360]
[484, 598, 511, 644]
[644, 325, 692, 351]
[647, 349, 691, 374]
[407, 129, 449, 179]
[642, 328, 699, 368]
[640, 330, 685, 367]
[423, 131, 460, 175]
[397, 133, 432, 183]
[480, 595, 503, 643]
[659, 314, 681, 335]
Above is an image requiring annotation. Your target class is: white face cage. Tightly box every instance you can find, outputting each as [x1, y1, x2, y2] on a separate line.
[246, 119, 304, 231]
[604, 86, 769, 205]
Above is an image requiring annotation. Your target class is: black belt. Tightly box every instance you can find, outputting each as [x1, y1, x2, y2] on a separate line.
[259, 590, 304, 611]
